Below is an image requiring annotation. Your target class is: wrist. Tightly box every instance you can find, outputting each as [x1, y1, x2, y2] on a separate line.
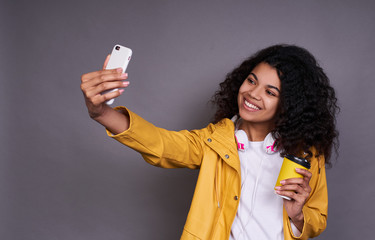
[93, 106, 130, 134]
[90, 105, 111, 120]
[290, 213, 304, 232]
[292, 212, 304, 222]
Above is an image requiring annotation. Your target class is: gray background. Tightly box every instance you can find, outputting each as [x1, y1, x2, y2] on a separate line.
[1, 0, 374, 239]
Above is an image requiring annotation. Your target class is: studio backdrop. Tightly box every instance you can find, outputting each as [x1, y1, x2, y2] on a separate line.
[1, 0, 374, 239]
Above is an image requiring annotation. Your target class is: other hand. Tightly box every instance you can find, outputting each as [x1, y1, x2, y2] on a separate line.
[80, 55, 130, 119]
[275, 168, 312, 231]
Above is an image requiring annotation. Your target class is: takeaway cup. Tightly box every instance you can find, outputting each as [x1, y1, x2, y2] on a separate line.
[275, 154, 311, 200]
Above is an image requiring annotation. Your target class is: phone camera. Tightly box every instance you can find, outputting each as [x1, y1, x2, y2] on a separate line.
[115, 46, 120, 50]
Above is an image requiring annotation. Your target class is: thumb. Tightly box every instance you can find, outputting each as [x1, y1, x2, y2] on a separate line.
[102, 54, 111, 69]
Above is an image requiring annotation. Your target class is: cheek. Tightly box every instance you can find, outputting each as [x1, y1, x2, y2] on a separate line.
[237, 84, 246, 100]
[267, 99, 280, 113]
[238, 83, 246, 94]
[237, 82, 250, 97]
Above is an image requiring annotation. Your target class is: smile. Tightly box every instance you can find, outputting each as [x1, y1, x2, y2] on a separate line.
[244, 100, 260, 110]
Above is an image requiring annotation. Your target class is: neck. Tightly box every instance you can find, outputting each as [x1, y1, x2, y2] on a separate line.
[239, 120, 274, 142]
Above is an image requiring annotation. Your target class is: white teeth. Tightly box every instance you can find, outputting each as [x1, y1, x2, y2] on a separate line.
[244, 100, 260, 110]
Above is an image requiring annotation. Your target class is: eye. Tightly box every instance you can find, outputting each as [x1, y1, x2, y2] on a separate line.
[247, 78, 256, 85]
[266, 89, 276, 97]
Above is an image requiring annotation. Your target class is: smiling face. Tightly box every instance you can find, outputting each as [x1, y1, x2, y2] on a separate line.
[237, 62, 281, 131]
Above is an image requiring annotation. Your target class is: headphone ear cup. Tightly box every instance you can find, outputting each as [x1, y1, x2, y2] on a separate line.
[264, 133, 278, 154]
[235, 130, 278, 154]
[235, 130, 249, 152]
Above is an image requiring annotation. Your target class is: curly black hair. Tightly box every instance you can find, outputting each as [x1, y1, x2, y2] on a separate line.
[212, 44, 339, 165]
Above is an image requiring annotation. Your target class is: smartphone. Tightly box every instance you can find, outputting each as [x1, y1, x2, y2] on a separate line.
[103, 44, 132, 105]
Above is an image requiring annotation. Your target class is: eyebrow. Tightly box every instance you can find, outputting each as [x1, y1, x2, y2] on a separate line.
[267, 85, 281, 93]
[249, 73, 258, 81]
[250, 72, 280, 93]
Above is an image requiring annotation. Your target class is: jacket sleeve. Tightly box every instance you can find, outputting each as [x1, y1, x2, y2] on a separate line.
[285, 153, 328, 239]
[105, 107, 206, 169]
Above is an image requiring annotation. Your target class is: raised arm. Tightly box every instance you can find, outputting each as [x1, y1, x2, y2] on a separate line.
[80, 55, 130, 134]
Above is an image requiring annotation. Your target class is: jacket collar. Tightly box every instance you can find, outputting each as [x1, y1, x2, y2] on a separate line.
[205, 118, 241, 174]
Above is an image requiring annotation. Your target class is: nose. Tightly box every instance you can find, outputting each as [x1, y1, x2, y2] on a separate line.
[249, 86, 261, 100]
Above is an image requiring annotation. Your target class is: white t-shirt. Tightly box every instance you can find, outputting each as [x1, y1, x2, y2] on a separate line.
[229, 129, 301, 239]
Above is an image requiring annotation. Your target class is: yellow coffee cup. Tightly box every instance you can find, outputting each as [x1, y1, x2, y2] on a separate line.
[275, 154, 311, 200]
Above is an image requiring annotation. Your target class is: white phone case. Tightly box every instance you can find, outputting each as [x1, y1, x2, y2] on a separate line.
[103, 44, 132, 105]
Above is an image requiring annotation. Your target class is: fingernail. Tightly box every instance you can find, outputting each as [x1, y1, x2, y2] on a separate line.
[121, 73, 128, 77]
[123, 81, 130, 86]
[275, 186, 281, 190]
[119, 89, 124, 94]
[116, 68, 123, 73]
[280, 180, 285, 185]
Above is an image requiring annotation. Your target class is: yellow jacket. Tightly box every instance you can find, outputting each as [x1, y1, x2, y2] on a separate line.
[107, 107, 328, 240]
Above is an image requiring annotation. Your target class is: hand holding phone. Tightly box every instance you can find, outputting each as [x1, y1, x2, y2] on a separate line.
[102, 44, 132, 105]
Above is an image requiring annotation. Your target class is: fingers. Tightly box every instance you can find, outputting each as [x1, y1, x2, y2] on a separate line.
[81, 55, 129, 119]
[277, 183, 310, 194]
[102, 54, 111, 69]
[82, 72, 128, 90]
[81, 67, 124, 83]
[279, 168, 312, 186]
[84, 80, 129, 99]
[81, 69, 128, 96]
[276, 184, 311, 202]
[296, 168, 312, 180]
[275, 182, 311, 196]
[275, 168, 312, 202]
[275, 183, 311, 203]
[278, 190, 307, 203]
[87, 88, 125, 106]
[280, 178, 306, 187]
[81, 66, 130, 107]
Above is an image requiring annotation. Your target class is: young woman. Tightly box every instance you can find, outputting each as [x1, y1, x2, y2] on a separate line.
[81, 44, 339, 240]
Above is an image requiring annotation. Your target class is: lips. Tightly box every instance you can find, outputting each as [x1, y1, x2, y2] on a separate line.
[244, 99, 261, 110]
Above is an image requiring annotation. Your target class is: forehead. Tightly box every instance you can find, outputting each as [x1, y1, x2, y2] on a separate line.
[250, 62, 281, 87]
